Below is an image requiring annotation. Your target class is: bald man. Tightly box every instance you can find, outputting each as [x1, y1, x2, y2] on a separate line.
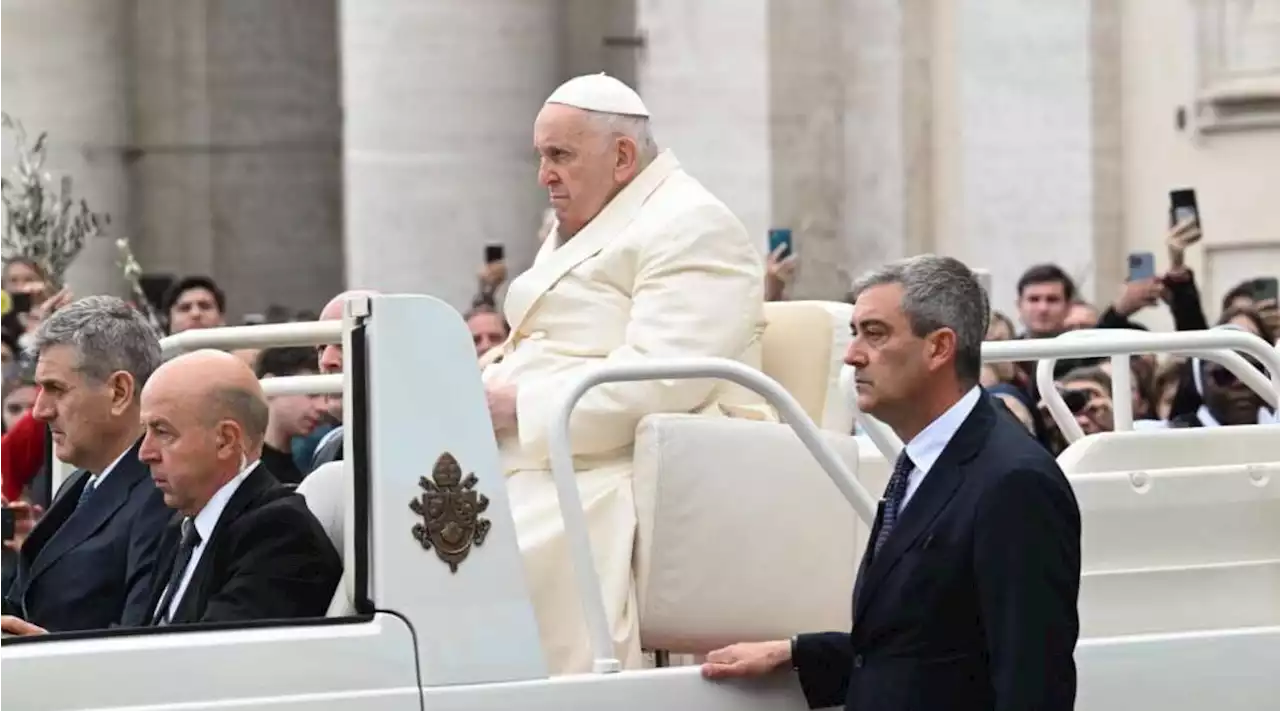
[304, 289, 378, 473]
[482, 74, 770, 673]
[127, 350, 341, 626]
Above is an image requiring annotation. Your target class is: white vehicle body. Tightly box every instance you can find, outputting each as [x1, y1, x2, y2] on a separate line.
[4, 294, 1279, 710]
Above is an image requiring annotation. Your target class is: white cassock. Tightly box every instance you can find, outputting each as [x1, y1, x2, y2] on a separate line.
[482, 149, 772, 674]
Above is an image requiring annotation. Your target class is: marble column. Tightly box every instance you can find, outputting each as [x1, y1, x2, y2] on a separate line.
[340, 0, 562, 311]
[131, 0, 344, 319]
[1, 0, 132, 297]
[636, 0, 774, 247]
[935, 0, 1123, 310]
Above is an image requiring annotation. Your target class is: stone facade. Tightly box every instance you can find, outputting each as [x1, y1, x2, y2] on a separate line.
[4, 0, 1275, 320]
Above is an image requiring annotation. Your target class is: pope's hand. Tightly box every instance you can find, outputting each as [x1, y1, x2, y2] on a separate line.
[701, 640, 792, 680]
[1, 615, 48, 636]
[486, 383, 519, 434]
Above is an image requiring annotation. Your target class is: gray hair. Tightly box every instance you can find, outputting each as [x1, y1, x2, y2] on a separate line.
[850, 255, 990, 384]
[29, 295, 162, 389]
[586, 110, 659, 166]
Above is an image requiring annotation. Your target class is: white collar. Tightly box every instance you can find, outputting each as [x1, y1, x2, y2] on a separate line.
[90, 443, 135, 487]
[903, 386, 982, 475]
[191, 460, 259, 543]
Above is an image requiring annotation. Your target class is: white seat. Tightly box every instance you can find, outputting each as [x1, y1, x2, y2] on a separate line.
[629, 299, 867, 653]
[297, 460, 354, 617]
[760, 300, 855, 433]
[1059, 425, 1280, 637]
[632, 414, 863, 652]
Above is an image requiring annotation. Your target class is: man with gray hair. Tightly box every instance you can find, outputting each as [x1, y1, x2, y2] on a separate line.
[481, 73, 771, 672]
[2, 296, 172, 636]
[702, 255, 1081, 711]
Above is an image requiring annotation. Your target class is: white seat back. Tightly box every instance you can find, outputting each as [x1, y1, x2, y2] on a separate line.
[297, 461, 354, 617]
[760, 300, 854, 433]
[1059, 425, 1280, 637]
[632, 414, 864, 652]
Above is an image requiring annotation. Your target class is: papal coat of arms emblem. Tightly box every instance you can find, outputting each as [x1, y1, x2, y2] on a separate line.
[409, 452, 492, 573]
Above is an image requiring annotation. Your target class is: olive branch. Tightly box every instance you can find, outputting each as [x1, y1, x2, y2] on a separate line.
[1, 113, 162, 329]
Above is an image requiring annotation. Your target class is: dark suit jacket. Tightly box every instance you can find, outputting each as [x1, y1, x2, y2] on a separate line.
[794, 392, 1081, 711]
[308, 425, 344, 474]
[3, 440, 171, 631]
[131, 464, 341, 626]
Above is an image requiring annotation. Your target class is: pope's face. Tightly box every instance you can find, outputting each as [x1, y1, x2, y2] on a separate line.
[534, 104, 628, 239]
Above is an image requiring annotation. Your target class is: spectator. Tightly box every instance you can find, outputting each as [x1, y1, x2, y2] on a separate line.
[163, 276, 226, 335]
[1040, 366, 1114, 455]
[1170, 320, 1274, 428]
[254, 347, 327, 485]
[1015, 264, 1074, 338]
[764, 243, 796, 302]
[1220, 278, 1279, 337]
[3, 373, 36, 432]
[466, 303, 510, 359]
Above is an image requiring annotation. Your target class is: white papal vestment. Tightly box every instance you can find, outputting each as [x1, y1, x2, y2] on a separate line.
[482, 150, 772, 674]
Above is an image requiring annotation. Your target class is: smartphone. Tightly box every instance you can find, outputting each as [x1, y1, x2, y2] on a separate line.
[9, 291, 32, 314]
[485, 244, 505, 264]
[768, 228, 793, 259]
[1253, 277, 1279, 303]
[1127, 252, 1156, 281]
[972, 268, 992, 295]
[2, 506, 14, 543]
[1169, 188, 1200, 229]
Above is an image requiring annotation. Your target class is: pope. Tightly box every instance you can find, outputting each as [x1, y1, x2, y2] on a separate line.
[481, 73, 772, 674]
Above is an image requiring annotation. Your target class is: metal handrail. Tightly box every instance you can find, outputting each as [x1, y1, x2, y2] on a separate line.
[977, 330, 1280, 445]
[160, 321, 342, 358]
[260, 374, 343, 397]
[548, 357, 877, 674]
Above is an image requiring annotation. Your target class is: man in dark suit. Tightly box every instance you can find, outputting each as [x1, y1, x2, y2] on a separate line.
[701, 255, 1081, 711]
[128, 349, 340, 626]
[2, 296, 171, 635]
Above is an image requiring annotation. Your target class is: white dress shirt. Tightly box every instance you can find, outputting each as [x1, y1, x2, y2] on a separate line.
[156, 461, 258, 623]
[899, 386, 982, 511]
[83, 444, 133, 493]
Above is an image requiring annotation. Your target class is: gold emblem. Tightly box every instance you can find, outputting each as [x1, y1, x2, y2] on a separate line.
[409, 452, 491, 573]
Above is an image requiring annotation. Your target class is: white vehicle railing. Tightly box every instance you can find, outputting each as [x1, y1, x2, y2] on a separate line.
[983, 330, 1280, 445]
[51, 323, 346, 492]
[841, 329, 1280, 461]
[548, 357, 877, 675]
[260, 374, 343, 397]
[159, 320, 342, 358]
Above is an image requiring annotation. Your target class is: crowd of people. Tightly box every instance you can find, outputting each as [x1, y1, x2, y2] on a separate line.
[1, 71, 1276, 710]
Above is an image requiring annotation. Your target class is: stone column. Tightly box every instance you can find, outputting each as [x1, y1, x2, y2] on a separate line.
[1, 0, 132, 297]
[936, 0, 1122, 310]
[131, 0, 345, 319]
[637, 0, 774, 247]
[340, 0, 562, 311]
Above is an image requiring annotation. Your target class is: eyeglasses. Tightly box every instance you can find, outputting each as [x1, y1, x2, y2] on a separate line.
[1204, 357, 1266, 388]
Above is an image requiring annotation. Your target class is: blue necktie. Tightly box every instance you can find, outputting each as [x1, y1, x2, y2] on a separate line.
[873, 451, 914, 556]
[75, 477, 98, 510]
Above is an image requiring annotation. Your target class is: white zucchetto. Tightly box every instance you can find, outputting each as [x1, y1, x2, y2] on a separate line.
[544, 73, 650, 117]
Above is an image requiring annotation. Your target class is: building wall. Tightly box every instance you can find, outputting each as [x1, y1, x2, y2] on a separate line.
[1120, 0, 1280, 329]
